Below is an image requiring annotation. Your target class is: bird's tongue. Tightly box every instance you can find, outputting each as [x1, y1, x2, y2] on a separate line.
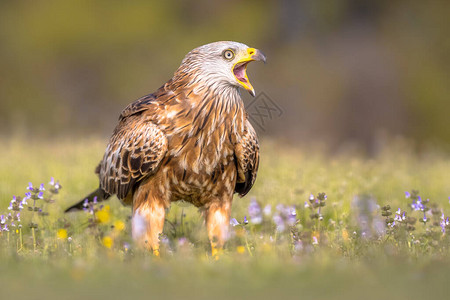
[233, 62, 249, 83]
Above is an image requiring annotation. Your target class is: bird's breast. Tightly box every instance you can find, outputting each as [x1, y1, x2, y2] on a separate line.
[151, 91, 246, 203]
[159, 121, 239, 204]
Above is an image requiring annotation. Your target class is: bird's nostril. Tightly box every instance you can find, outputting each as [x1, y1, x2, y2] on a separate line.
[248, 49, 254, 55]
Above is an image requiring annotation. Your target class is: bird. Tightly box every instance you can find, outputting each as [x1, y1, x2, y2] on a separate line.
[65, 41, 265, 256]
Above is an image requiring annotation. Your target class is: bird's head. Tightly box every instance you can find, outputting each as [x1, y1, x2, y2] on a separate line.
[178, 41, 266, 97]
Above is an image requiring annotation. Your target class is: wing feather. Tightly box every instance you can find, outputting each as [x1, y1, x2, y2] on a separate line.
[119, 93, 156, 121]
[99, 114, 168, 200]
[234, 120, 259, 196]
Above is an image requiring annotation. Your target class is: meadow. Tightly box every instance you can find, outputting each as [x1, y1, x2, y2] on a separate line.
[1, 136, 450, 300]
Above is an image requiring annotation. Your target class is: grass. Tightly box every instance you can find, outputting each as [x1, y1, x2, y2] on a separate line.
[1, 136, 450, 299]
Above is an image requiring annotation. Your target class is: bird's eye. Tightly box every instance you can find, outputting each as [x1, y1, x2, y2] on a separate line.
[223, 49, 235, 60]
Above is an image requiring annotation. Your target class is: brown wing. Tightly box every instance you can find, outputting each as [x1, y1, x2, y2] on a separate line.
[235, 119, 260, 196]
[119, 93, 156, 121]
[98, 113, 168, 200]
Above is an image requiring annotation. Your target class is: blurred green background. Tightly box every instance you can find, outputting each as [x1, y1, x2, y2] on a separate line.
[0, 0, 449, 151]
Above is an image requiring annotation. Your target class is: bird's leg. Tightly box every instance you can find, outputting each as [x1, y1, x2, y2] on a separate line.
[132, 198, 165, 256]
[205, 200, 232, 258]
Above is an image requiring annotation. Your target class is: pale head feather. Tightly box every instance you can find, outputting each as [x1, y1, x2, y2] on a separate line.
[174, 41, 251, 97]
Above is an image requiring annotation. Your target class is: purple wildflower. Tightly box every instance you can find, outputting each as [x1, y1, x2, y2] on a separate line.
[27, 182, 34, 191]
[122, 242, 129, 251]
[230, 218, 239, 226]
[273, 214, 285, 232]
[243, 216, 248, 225]
[39, 183, 45, 191]
[0, 215, 5, 225]
[294, 240, 303, 252]
[405, 191, 411, 198]
[440, 214, 449, 233]
[312, 236, 318, 245]
[275, 203, 284, 212]
[263, 204, 271, 216]
[286, 206, 297, 226]
[248, 198, 262, 224]
[54, 181, 61, 190]
[411, 197, 424, 211]
[272, 204, 298, 231]
[177, 237, 188, 246]
[422, 211, 427, 223]
[50, 177, 61, 190]
[287, 205, 297, 219]
[394, 209, 406, 222]
[37, 192, 44, 199]
[2, 224, 9, 232]
[160, 235, 170, 245]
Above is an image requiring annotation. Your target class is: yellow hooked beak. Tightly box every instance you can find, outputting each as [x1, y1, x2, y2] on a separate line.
[232, 47, 266, 97]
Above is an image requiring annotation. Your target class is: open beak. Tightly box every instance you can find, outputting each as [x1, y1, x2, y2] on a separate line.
[233, 48, 266, 97]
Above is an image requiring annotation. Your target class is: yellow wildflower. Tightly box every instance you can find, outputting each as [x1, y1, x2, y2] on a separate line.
[342, 229, 349, 241]
[114, 220, 125, 232]
[237, 246, 246, 254]
[57, 229, 68, 240]
[97, 205, 110, 223]
[102, 236, 113, 249]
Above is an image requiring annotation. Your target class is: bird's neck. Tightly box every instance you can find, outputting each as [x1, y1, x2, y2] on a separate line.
[156, 74, 246, 169]
[168, 69, 245, 119]
[160, 73, 246, 144]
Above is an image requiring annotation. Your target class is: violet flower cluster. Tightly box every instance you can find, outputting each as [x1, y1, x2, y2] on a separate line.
[1, 178, 61, 233]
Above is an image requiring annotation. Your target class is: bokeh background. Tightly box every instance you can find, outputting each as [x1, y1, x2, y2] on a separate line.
[1, 0, 449, 152]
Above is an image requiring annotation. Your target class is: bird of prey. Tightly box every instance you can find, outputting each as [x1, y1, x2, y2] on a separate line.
[65, 41, 265, 256]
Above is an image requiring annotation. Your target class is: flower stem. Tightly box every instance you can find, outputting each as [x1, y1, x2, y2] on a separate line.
[19, 227, 23, 251]
[244, 228, 253, 256]
[32, 227, 36, 251]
